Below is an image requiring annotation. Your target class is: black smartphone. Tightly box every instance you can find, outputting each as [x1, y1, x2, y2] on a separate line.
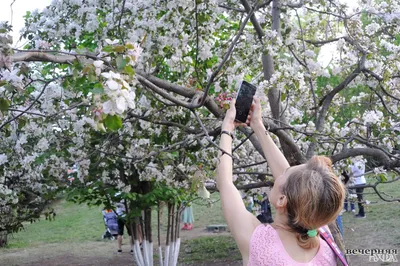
[235, 80, 257, 123]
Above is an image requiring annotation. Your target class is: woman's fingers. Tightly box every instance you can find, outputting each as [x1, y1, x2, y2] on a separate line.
[253, 96, 260, 104]
[230, 98, 236, 109]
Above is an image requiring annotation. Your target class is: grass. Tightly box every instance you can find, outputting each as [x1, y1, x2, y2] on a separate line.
[5, 192, 227, 249]
[149, 193, 227, 236]
[341, 174, 400, 265]
[6, 200, 105, 249]
[179, 236, 241, 264]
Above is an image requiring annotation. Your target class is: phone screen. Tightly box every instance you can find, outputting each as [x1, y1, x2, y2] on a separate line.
[235, 81, 257, 123]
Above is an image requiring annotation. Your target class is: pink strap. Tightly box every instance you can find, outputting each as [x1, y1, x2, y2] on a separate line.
[319, 226, 348, 266]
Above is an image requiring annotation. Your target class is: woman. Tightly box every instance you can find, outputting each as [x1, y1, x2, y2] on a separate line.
[181, 203, 194, 230]
[217, 97, 345, 265]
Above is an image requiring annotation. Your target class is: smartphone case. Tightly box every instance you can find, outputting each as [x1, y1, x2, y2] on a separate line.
[235, 81, 257, 123]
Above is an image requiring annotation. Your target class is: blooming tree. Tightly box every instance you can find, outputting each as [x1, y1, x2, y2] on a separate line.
[1, 0, 400, 263]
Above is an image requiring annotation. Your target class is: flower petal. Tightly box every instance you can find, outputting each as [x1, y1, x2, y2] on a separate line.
[93, 60, 104, 68]
[115, 96, 127, 114]
[103, 100, 114, 114]
[106, 80, 120, 91]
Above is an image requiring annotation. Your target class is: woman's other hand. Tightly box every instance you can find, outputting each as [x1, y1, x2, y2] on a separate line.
[247, 97, 263, 130]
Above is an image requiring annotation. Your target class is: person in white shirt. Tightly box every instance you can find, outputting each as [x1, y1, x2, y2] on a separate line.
[350, 159, 366, 218]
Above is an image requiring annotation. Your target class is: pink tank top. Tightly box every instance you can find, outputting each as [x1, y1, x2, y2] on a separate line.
[248, 224, 336, 266]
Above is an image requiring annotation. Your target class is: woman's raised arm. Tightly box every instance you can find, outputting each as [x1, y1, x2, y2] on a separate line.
[248, 97, 290, 180]
[216, 99, 260, 263]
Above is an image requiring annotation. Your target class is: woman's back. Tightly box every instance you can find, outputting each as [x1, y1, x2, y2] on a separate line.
[248, 224, 336, 266]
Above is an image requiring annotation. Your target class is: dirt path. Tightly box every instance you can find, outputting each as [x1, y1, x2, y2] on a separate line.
[0, 227, 240, 266]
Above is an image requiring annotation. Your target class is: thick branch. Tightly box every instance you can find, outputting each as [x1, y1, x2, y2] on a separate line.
[330, 147, 393, 168]
[135, 70, 224, 118]
[137, 75, 193, 108]
[240, 0, 265, 42]
[206, 180, 274, 191]
[307, 54, 366, 158]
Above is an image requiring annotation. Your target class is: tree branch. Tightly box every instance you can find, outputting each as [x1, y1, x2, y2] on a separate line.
[240, 0, 265, 42]
[193, 2, 260, 108]
[206, 180, 274, 191]
[307, 54, 366, 158]
[0, 79, 56, 130]
[137, 75, 193, 109]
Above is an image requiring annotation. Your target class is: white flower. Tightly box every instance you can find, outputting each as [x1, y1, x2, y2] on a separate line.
[103, 100, 114, 114]
[0, 154, 8, 165]
[106, 80, 121, 91]
[365, 22, 380, 35]
[37, 138, 50, 152]
[105, 39, 119, 45]
[93, 60, 104, 76]
[115, 96, 127, 114]
[304, 50, 316, 58]
[198, 184, 210, 199]
[93, 60, 104, 68]
[101, 71, 121, 80]
[127, 43, 143, 62]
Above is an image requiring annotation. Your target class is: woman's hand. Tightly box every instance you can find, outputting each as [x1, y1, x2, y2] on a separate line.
[221, 99, 246, 132]
[247, 97, 263, 130]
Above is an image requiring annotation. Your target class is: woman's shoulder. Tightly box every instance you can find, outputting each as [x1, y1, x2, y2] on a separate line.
[250, 223, 279, 247]
[252, 223, 275, 235]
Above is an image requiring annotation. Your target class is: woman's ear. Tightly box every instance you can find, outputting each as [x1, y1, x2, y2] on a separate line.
[277, 195, 287, 208]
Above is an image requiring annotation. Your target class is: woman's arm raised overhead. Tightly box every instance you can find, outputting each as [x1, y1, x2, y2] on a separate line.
[216, 99, 260, 263]
[247, 97, 290, 180]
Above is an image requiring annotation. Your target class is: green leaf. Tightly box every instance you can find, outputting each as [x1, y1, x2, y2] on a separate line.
[114, 45, 125, 53]
[103, 45, 114, 53]
[90, 83, 104, 94]
[116, 56, 129, 70]
[0, 98, 10, 112]
[18, 118, 27, 130]
[104, 115, 123, 131]
[124, 65, 135, 76]
[378, 173, 387, 182]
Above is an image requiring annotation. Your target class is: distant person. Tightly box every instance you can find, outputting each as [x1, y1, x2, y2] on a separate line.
[243, 191, 254, 213]
[255, 193, 274, 224]
[115, 201, 134, 254]
[342, 171, 356, 213]
[350, 159, 366, 218]
[181, 203, 194, 230]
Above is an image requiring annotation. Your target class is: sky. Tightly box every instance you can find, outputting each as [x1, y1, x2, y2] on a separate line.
[0, 0, 51, 47]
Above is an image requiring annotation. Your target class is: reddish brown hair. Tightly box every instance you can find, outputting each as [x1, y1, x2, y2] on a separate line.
[282, 156, 345, 249]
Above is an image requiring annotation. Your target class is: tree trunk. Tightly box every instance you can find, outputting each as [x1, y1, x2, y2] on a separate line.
[0, 231, 8, 247]
[262, 0, 302, 165]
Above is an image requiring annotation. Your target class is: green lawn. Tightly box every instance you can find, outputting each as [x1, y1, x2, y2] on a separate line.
[6, 200, 105, 249]
[341, 174, 400, 265]
[6, 193, 226, 249]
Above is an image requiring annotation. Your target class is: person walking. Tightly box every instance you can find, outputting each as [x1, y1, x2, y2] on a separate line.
[342, 171, 356, 213]
[350, 159, 367, 218]
[115, 201, 134, 254]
